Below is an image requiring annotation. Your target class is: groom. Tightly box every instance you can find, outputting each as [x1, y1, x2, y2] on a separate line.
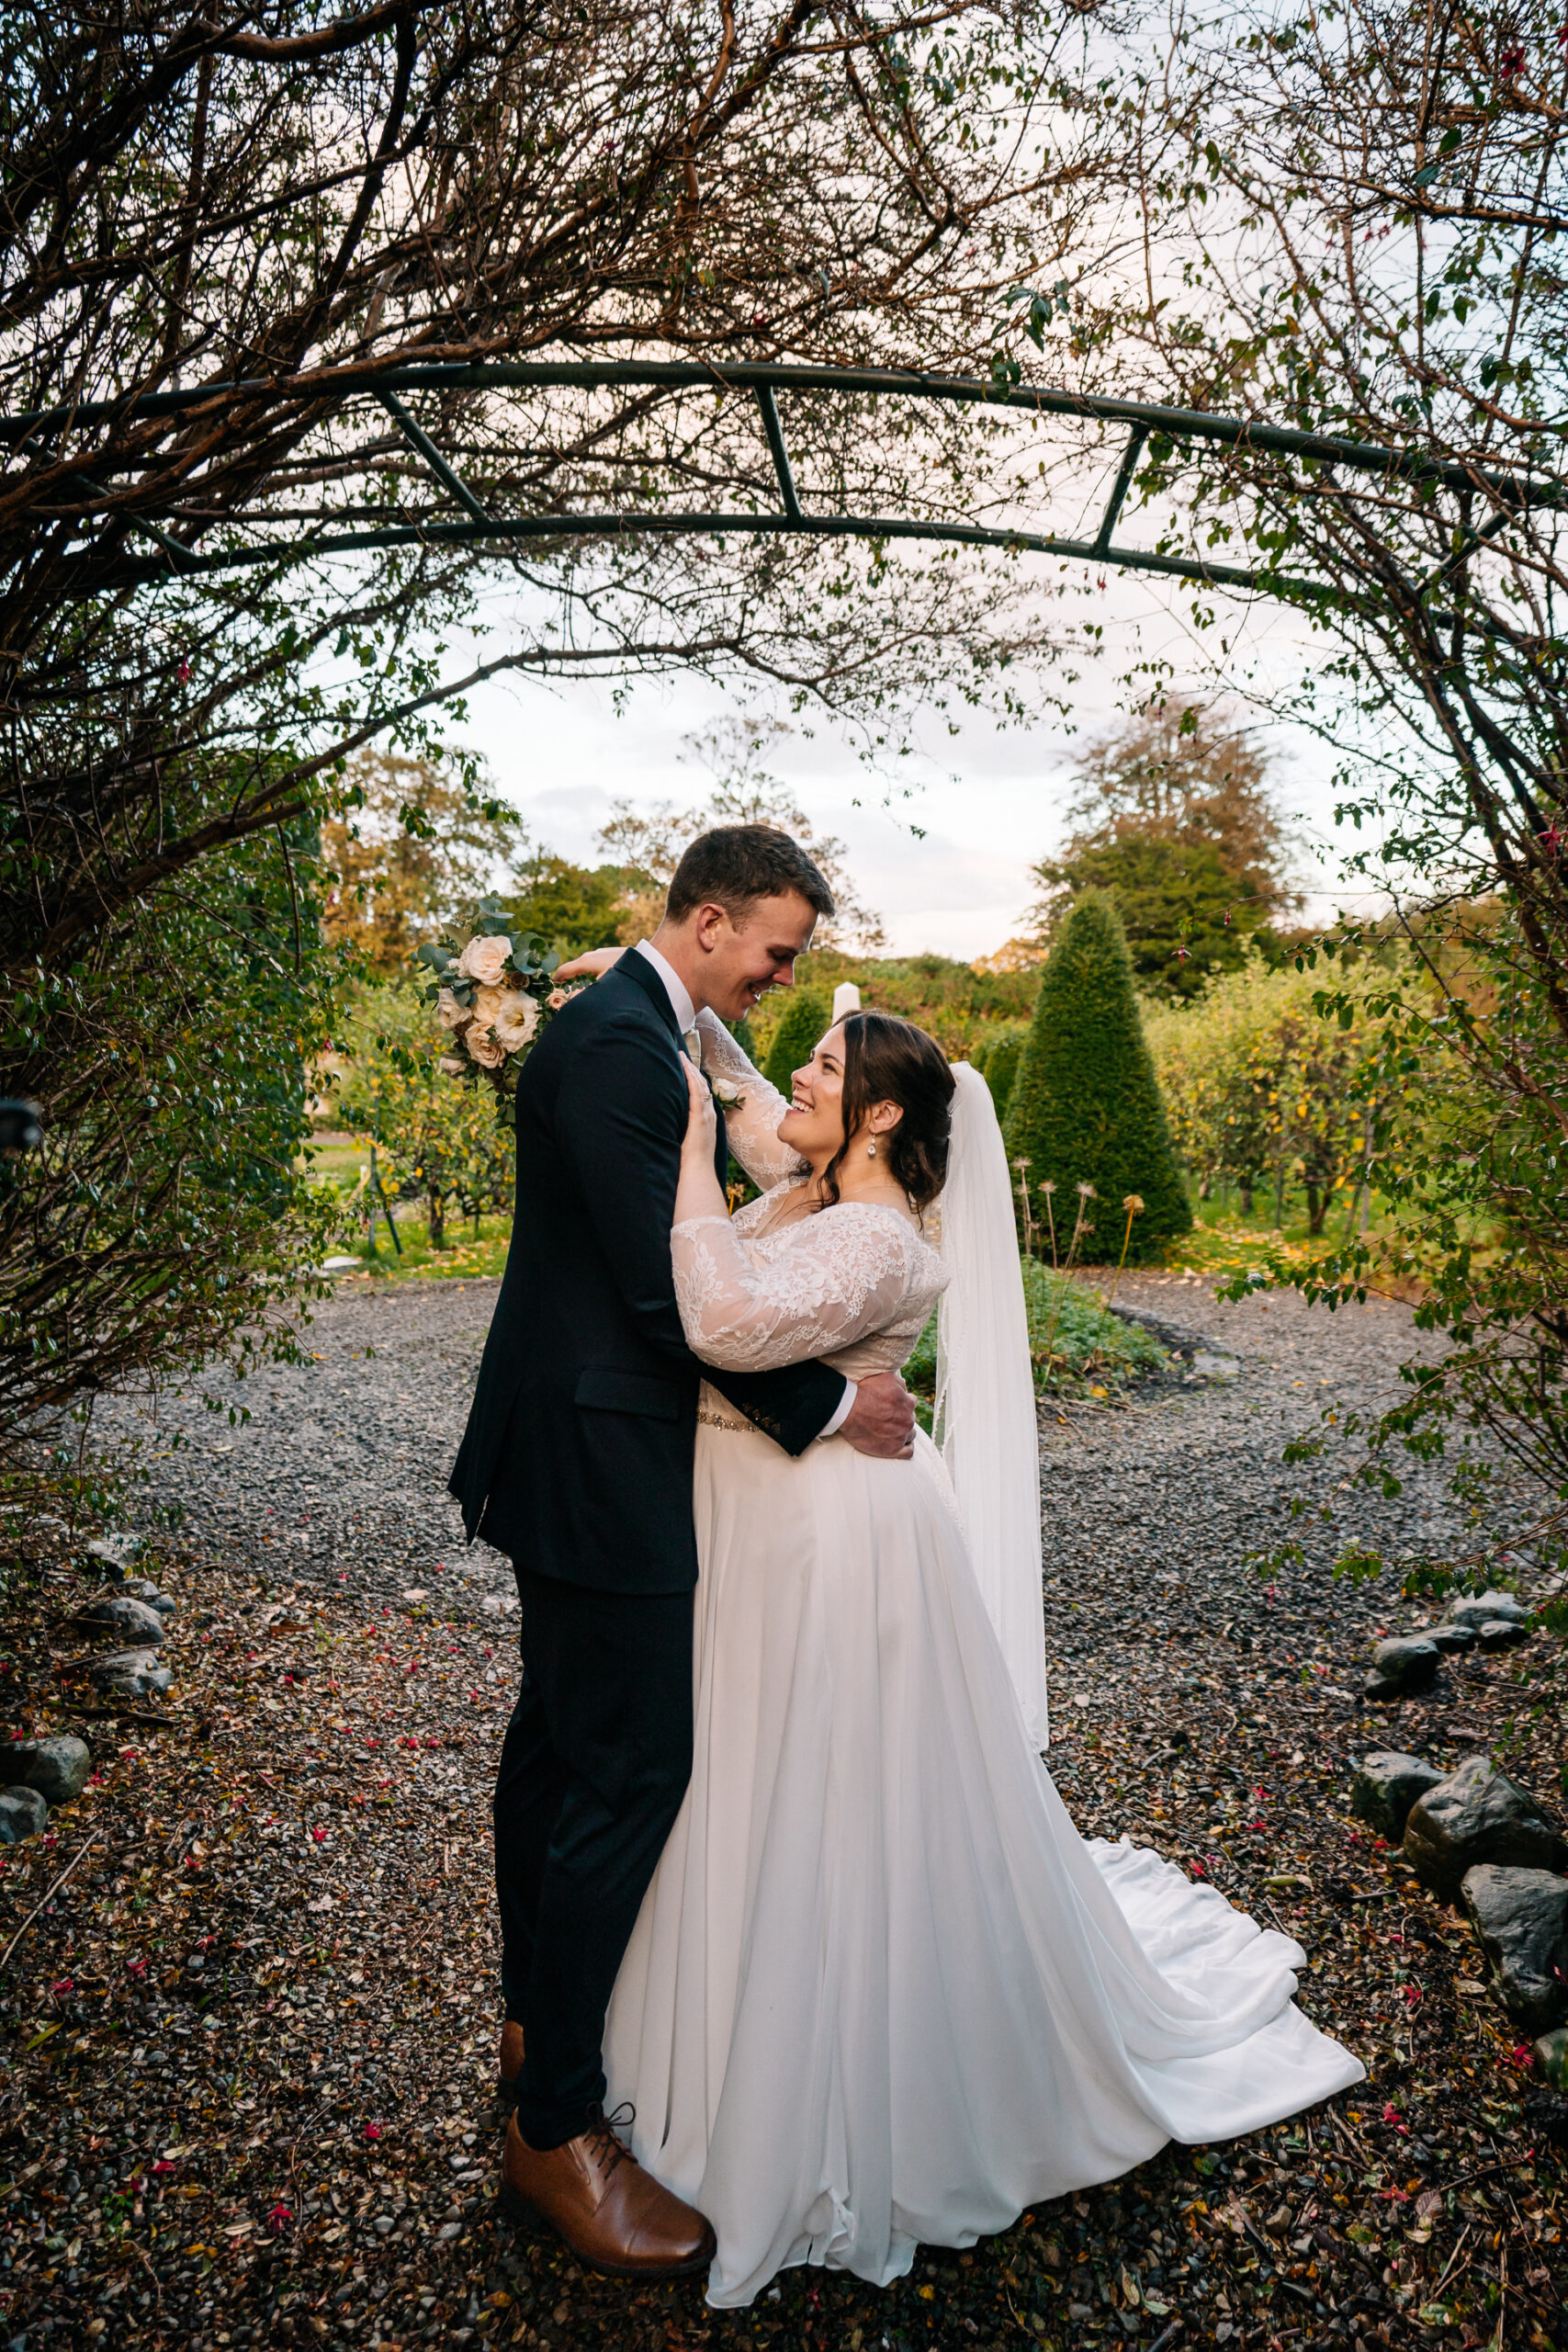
[450, 824, 916, 2275]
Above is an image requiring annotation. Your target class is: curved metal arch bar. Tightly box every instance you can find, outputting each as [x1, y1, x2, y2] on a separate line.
[17, 356, 1551, 600]
[6, 358, 1552, 498]
[93, 505, 1294, 597]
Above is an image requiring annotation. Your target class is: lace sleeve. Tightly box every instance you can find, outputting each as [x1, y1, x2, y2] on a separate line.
[695, 1008, 807, 1190]
[671, 1204, 926, 1373]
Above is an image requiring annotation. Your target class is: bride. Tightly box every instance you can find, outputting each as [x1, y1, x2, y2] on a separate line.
[601, 999, 1362, 2308]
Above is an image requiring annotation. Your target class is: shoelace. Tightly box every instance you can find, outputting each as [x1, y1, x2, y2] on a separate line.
[582, 2101, 637, 2183]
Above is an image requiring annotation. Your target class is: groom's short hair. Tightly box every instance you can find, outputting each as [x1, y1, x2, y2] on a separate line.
[665, 826, 835, 927]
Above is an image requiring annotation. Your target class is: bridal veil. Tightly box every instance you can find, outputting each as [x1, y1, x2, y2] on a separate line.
[933, 1062, 1051, 1750]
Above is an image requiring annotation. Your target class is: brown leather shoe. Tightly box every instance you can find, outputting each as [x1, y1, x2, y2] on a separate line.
[499, 2019, 524, 2102]
[500, 2109, 716, 2278]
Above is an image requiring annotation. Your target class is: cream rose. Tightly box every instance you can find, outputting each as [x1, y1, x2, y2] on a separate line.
[457, 933, 513, 986]
[489, 990, 539, 1054]
[464, 1023, 506, 1069]
[434, 987, 468, 1032]
[437, 1053, 468, 1074]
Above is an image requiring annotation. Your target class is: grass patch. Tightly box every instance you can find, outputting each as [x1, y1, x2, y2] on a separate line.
[325, 1211, 513, 1283]
[906, 1257, 1167, 1429]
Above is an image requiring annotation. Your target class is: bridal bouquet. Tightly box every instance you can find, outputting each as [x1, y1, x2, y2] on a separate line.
[417, 897, 582, 1097]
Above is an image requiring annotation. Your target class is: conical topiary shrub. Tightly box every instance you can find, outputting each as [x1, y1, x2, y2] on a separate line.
[762, 986, 831, 1095]
[975, 1023, 1027, 1123]
[1004, 891, 1190, 1260]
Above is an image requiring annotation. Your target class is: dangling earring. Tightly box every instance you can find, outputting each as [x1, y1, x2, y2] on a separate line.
[866, 1139, 877, 1158]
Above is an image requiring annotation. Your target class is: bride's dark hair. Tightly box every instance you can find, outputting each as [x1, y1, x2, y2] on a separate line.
[820, 1011, 955, 1211]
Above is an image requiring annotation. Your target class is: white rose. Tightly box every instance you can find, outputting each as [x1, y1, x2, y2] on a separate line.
[490, 990, 539, 1054]
[434, 987, 468, 1031]
[457, 934, 513, 986]
[464, 1023, 506, 1069]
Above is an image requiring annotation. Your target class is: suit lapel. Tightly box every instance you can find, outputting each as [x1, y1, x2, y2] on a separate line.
[607, 952, 729, 1189]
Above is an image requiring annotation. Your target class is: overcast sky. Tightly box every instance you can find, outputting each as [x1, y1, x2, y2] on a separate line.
[453, 559, 1371, 961]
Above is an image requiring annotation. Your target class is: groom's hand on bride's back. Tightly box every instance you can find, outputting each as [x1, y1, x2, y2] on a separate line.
[839, 1374, 917, 1461]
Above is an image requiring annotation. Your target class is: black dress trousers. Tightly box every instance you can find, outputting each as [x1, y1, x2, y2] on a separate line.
[493, 1564, 694, 2150]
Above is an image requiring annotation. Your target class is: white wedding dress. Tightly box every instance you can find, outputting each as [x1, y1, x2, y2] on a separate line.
[603, 1016, 1361, 2309]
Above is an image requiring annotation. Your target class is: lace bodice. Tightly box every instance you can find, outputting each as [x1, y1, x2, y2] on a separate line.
[673, 1012, 948, 1401]
[694, 1009, 808, 1189]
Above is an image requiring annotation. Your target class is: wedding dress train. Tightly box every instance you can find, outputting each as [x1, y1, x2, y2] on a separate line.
[603, 1019, 1362, 2308]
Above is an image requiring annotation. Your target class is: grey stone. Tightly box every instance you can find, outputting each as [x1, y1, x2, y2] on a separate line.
[1461, 1865, 1568, 2034]
[1186, 1352, 1241, 1382]
[1475, 1617, 1529, 1651]
[71, 1593, 165, 1645]
[87, 1532, 141, 1567]
[1351, 1751, 1444, 1841]
[1364, 1634, 1440, 1702]
[1427, 1623, 1475, 1655]
[1447, 1589, 1530, 1631]
[1404, 1756, 1568, 1899]
[0, 1786, 49, 1844]
[89, 1647, 172, 1700]
[129, 1578, 176, 1616]
[0, 1735, 90, 1806]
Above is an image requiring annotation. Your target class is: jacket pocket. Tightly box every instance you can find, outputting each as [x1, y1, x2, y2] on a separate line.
[574, 1366, 683, 1422]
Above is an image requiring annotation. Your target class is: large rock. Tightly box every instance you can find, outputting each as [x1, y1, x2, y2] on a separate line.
[1404, 1757, 1568, 1898]
[1447, 1589, 1530, 1632]
[1364, 1635, 1440, 1702]
[1461, 1866, 1568, 2034]
[89, 1648, 172, 1700]
[71, 1593, 165, 1645]
[0, 1735, 90, 1806]
[1427, 1623, 1475, 1655]
[0, 1786, 49, 1844]
[1475, 1617, 1529, 1652]
[1352, 1752, 1444, 1841]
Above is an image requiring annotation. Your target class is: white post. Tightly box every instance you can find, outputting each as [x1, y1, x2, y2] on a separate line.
[831, 981, 862, 1022]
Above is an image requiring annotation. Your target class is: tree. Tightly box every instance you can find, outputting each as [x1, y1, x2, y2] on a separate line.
[597, 719, 886, 953]
[336, 981, 513, 1250]
[321, 752, 523, 977]
[1144, 956, 1386, 1232]
[1029, 704, 1299, 1000]
[762, 989, 831, 1098]
[0, 819, 340, 1490]
[1004, 893, 1190, 1260]
[503, 857, 638, 960]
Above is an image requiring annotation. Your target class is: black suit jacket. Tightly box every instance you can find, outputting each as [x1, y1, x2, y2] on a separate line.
[448, 951, 848, 1593]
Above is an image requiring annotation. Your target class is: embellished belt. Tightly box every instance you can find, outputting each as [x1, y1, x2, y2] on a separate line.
[696, 1408, 756, 1434]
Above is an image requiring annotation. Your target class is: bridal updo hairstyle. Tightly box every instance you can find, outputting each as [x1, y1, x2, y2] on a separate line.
[821, 1011, 954, 1212]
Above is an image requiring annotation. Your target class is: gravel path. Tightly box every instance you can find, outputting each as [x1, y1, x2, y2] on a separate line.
[4, 1272, 1559, 2352]
[94, 1265, 1471, 1629]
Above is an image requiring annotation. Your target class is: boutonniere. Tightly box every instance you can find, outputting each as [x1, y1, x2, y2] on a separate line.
[710, 1076, 747, 1110]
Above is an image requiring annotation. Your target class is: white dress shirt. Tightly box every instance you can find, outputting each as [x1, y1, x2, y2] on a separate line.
[635, 941, 854, 1441]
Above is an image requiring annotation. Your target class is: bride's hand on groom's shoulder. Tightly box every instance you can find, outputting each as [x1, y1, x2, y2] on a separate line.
[552, 944, 626, 981]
